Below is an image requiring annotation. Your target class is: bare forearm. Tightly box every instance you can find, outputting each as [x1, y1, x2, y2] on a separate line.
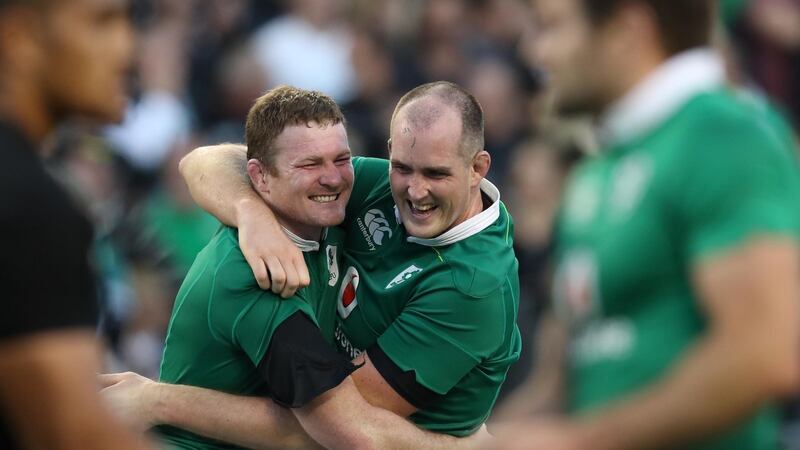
[364, 408, 479, 450]
[295, 379, 477, 450]
[153, 383, 320, 450]
[178, 143, 263, 227]
[575, 334, 791, 450]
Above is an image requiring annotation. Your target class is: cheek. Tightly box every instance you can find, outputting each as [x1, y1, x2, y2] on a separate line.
[48, 42, 112, 101]
[290, 172, 317, 191]
[389, 172, 406, 193]
[270, 180, 299, 203]
[340, 167, 355, 186]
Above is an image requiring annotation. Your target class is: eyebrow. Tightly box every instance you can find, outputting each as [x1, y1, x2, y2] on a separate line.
[391, 160, 452, 174]
[295, 150, 352, 165]
[423, 167, 453, 176]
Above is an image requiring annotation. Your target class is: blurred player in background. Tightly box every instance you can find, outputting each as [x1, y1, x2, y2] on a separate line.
[0, 0, 151, 449]
[492, 0, 800, 449]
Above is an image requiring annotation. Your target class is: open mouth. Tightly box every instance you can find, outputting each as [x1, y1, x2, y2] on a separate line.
[310, 194, 340, 203]
[408, 200, 438, 217]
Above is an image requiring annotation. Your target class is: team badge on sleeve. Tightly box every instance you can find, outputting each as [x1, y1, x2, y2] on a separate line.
[326, 245, 339, 286]
[337, 266, 360, 319]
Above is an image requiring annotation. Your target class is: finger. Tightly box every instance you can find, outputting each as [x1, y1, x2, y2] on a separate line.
[244, 253, 271, 291]
[97, 372, 125, 388]
[266, 256, 287, 295]
[281, 264, 300, 299]
[295, 255, 311, 288]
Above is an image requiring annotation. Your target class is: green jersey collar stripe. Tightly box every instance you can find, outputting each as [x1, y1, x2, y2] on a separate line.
[282, 226, 324, 252]
[598, 47, 725, 147]
[400, 179, 501, 247]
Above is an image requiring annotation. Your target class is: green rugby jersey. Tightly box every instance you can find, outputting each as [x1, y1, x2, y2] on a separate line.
[156, 225, 344, 450]
[333, 156, 522, 436]
[554, 49, 800, 450]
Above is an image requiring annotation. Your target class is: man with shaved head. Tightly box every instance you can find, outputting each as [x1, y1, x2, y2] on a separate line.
[0, 0, 151, 449]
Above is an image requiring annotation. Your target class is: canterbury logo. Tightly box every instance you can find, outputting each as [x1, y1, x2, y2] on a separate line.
[386, 265, 423, 289]
[364, 209, 392, 246]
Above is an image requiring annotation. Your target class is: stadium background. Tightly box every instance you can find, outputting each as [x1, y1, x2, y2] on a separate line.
[44, 0, 799, 443]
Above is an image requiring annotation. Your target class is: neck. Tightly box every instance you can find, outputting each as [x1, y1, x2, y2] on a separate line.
[258, 192, 324, 243]
[0, 76, 55, 145]
[453, 184, 487, 228]
[602, 49, 667, 116]
[275, 215, 323, 244]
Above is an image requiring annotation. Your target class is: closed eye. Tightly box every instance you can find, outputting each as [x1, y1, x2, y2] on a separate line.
[391, 163, 412, 174]
[425, 171, 449, 179]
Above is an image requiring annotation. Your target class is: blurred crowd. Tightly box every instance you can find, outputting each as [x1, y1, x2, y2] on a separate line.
[47, 0, 799, 423]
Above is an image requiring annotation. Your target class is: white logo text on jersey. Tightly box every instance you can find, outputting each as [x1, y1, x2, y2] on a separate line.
[335, 322, 363, 360]
[385, 265, 423, 289]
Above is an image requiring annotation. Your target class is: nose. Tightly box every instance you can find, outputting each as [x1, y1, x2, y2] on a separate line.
[319, 161, 344, 189]
[533, 42, 549, 71]
[532, 29, 554, 70]
[406, 174, 429, 201]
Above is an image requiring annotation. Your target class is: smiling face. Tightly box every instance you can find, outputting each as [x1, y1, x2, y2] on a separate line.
[250, 121, 353, 240]
[389, 102, 488, 239]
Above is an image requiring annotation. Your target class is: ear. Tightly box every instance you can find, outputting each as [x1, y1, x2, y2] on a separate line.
[470, 150, 491, 187]
[246, 159, 271, 193]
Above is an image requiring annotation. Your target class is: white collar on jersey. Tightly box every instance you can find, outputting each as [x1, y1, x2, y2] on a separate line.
[282, 226, 326, 252]
[394, 178, 501, 247]
[597, 47, 725, 146]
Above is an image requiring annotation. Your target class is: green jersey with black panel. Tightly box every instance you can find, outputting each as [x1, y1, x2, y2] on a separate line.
[334, 156, 522, 436]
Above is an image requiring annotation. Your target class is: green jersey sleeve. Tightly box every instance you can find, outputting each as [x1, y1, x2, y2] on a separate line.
[347, 156, 390, 218]
[231, 295, 315, 367]
[375, 274, 508, 395]
[674, 111, 800, 261]
[206, 241, 317, 366]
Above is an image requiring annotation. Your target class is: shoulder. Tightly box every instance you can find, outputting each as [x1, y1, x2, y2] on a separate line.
[352, 156, 390, 188]
[428, 205, 518, 299]
[0, 154, 59, 223]
[194, 226, 261, 294]
[346, 157, 394, 235]
[353, 155, 389, 172]
[674, 90, 791, 158]
[651, 89, 798, 198]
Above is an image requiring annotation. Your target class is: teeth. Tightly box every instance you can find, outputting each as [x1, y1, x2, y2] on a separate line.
[310, 194, 338, 203]
[412, 203, 435, 211]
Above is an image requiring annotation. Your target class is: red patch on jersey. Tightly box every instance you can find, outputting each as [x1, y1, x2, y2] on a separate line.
[342, 275, 358, 307]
